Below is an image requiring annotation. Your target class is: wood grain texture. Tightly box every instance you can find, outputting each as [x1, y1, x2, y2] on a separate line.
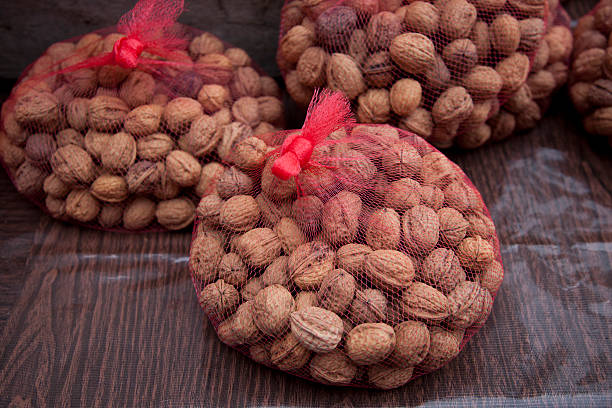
[0, 1, 611, 407]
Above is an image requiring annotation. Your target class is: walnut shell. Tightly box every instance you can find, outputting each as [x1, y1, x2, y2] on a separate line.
[496, 53, 530, 93]
[310, 350, 357, 385]
[349, 288, 387, 324]
[404, 2, 439, 36]
[288, 241, 335, 290]
[336, 243, 372, 275]
[326, 53, 366, 100]
[199, 279, 240, 321]
[123, 197, 156, 230]
[280, 25, 315, 64]
[402, 205, 440, 253]
[390, 79, 422, 116]
[420, 327, 461, 370]
[390, 321, 430, 367]
[14, 91, 59, 129]
[230, 66, 262, 98]
[90, 175, 128, 203]
[290, 306, 343, 353]
[88, 96, 129, 132]
[155, 197, 195, 230]
[439, 0, 477, 41]
[365, 249, 415, 290]
[447, 280, 491, 328]
[14, 160, 47, 197]
[456, 235, 495, 271]
[197, 84, 231, 113]
[101, 132, 137, 173]
[368, 365, 414, 390]
[317, 268, 356, 314]
[402, 281, 450, 321]
[163, 97, 203, 134]
[219, 195, 260, 232]
[190, 232, 225, 283]
[50, 145, 96, 186]
[178, 114, 220, 158]
[166, 150, 201, 188]
[345, 323, 396, 366]
[270, 332, 311, 371]
[253, 284, 295, 336]
[235, 227, 282, 268]
[297, 47, 328, 87]
[389, 33, 435, 75]
[322, 190, 362, 246]
[65, 189, 100, 223]
[217, 166, 254, 199]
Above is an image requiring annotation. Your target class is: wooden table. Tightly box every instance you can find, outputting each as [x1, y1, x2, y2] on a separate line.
[0, 1, 611, 407]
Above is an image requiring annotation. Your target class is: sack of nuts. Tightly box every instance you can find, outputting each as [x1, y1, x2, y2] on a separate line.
[277, 0, 549, 150]
[485, 0, 572, 145]
[189, 90, 503, 389]
[0, 0, 284, 231]
[569, 0, 612, 146]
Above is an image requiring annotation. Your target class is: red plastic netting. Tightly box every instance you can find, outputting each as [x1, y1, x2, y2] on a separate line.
[0, 0, 285, 231]
[486, 1, 572, 142]
[189, 90, 503, 389]
[569, 0, 612, 146]
[277, 0, 549, 150]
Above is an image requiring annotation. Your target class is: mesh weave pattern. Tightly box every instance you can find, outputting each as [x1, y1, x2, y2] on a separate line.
[189, 90, 503, 389]
[277, 0, 549, 149]
[0, 0, 285, 232]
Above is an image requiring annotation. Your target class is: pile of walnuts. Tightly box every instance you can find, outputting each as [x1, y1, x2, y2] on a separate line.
[277, 0, 548, 149]
[190, 124, 503, 389]
[485, 0, 573, 145]
[569, 0, 612, 145]
[0, 28, 284, 230]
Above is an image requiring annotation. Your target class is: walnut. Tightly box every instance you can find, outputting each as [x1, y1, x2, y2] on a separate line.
[403, 2, 439, 36]
[443, 39, 478, 75]
[14, 160, 46, 197]
[315, 6, 358, 48]
[87, 96, 129, 132]
[322, 190, 362, 246]
[123, 104, 162, 137]
[362, 51, 394, 88]
[381, 140, 422, 179]
[398, 108, 434, 138]
[163, 97, 203, 134]
[402, 205, 440, 253]
[232, 96, 261, 128]
[189, 32, 224, 58]
[166, 150, 201, 188]
[224, 47, 252, 67]
[125, 161, 159, 194]
[280, 25, 314, 64]
[285, 70, 314, 106]
[118, 71, 155, 108]
[101, 132, 137, 173]
[296, 47, 328, 87]
[326, 53, 366, 100]
[356, 89, 390, 123]
[235, 228, 282, 268]
[463, 66, 503, 100]
[219, 195, 260, 232]
[366, 11, 402, 50]
[65, 189, 100, 223]
[90, 175, 128, 203]
[197, 85, 231, 113]
[178, 115, 220, 158]
[432, 86, 474, 126]
[390, 79, 422, 116]
[14, 91, 59, 129]
[390, 33, 435, 75]
[195, 53, 234, 85]
[51, 145, 96, 186]
[123, 197, 156, 230]
[496, 53, 531, 93]
[217, 166, 254, 199]
[199, 279, 240, 322]
[216, 122, 253, 163]
[152, 197, 195, 230]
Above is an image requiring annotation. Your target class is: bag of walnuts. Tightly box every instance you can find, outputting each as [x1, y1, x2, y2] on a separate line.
[569, 0, 612, 146]
[277, 0, 549, 150]
[189, 90, 503, 389]
[0, 0, 284, 231]
[484, 0, 572, 145]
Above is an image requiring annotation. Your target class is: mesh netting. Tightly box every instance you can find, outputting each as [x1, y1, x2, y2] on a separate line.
[277, 0, 549, 150]
[485, 1, 572, 143]
[0, 0, 285, 232]
[189, 90, 503, 389]
[569, 0, 612, 146]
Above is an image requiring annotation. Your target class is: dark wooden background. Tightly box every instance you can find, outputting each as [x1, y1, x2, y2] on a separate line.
[1, 1, 611, 407]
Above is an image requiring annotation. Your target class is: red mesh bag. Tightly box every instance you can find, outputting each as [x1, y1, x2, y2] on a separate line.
[0, 0, 284, 231]
[486, 1, 572, 143]
[277, 0, 549, 150]
[189, 90, 504, 389]
[569, 0, 612, 146]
